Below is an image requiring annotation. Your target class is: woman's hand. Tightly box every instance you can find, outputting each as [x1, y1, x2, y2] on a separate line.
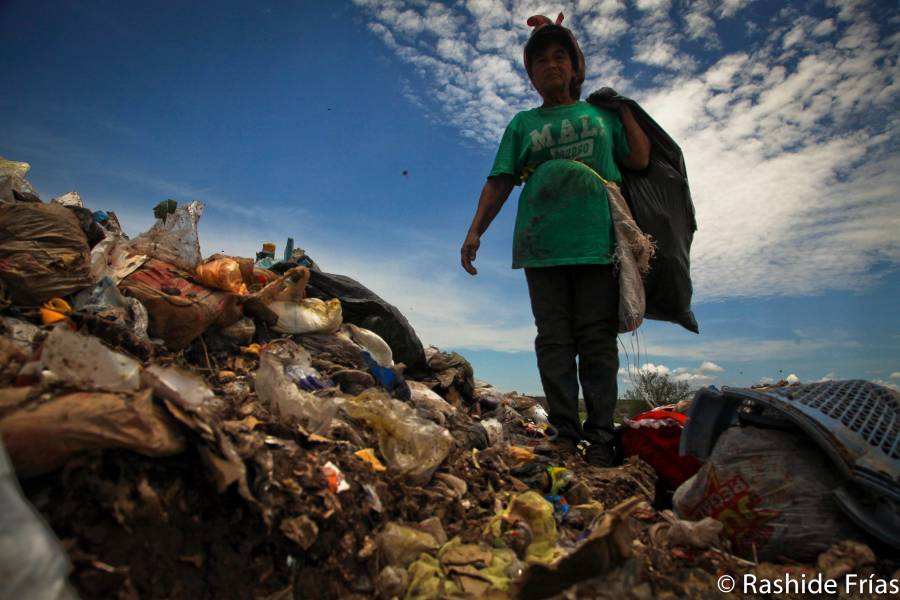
[461, 174, 515, 275]
[461, 230, 481, 275]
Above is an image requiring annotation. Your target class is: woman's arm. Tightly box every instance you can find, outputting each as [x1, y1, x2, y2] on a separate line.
[460, 174, 516, 275]
[619, 105, 650, 171]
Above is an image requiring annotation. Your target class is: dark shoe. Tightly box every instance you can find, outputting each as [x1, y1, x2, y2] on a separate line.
[554, 436, 578, 454]
[535, 436, 578, 455]
[585, 442, 615, 467]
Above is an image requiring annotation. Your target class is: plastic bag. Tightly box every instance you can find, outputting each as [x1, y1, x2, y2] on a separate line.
[0, 438, 80, 600]
[621, 409, 701, 488]
[425, 347, 475, 400]
[588, 88, 699, 333]
[343, 322, 393, 367]
[0, 156, 38, 203]
[408, 381, 455, 425]
[119, 258, 244, 350]
[673, 426, 864, 562]
[488, 491, 561, 565]
[50, 191, 83, 208]
[343, 390, 452, 485]
[306, 270, 429, 377]
[73, 276, 150, 337]
[129, 200, 203, 272]
[195, 256, 254, 295]
[40, 326, 142, 393]
[269, 297, 342, 334]
[0, 389, 185, 477]
[0, 202, 92, 304]
[254, 339, 336, 434]
[89, 230, 148, 283]
[377, 521, 442, 569]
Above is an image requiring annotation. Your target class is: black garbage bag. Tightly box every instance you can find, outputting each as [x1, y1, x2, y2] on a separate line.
[588, 87, 699, 333]
[305, 270, 429, 377]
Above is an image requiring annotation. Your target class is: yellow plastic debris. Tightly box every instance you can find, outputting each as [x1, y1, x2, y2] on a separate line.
[355, 448, 387, 472]
[40, 298, 71, 325]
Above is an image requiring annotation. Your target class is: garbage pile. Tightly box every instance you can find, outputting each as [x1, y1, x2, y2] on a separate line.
[1, 157, 898, 599]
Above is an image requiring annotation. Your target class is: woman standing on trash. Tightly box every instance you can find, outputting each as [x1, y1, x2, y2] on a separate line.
[460, 14, 650, 467]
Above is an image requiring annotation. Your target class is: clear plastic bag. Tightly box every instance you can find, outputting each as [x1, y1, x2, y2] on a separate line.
[129, 200, 203, 272]
[254, 339, 336, 434]
[73, 276, 150, 338]
[343, 390, 452, 485]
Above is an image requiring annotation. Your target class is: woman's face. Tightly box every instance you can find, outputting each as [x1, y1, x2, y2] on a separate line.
[530, 41, 574, 98]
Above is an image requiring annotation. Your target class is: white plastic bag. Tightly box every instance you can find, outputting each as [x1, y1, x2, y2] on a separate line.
[254, 339, 336, 434]
[50, 191, 83, 208]
[343, 323, 393, 367]
[89, 230, 147, 283]
[673, 426, 863, 562]
[130, 200, 203, 272]
[269, 297, 342, 334]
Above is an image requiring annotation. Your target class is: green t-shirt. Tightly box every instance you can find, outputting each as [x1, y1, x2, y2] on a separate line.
[489, 101, 630, 268]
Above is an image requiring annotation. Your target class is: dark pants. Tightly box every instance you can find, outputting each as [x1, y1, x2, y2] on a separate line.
[525, 264, 619, 445]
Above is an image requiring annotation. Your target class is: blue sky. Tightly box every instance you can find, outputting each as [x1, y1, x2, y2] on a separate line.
[2, 0, 898, 395]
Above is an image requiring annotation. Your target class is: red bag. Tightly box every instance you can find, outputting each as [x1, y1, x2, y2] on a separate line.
[621, 409, 701, 488]
[119, 259, 243, 349]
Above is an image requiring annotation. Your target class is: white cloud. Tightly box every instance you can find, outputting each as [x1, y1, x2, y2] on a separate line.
[812, 18, 836, 36]
[890, 372, 900, 380]
[786, 373, 801, 384]
[634, 0, 671, 14]
[619, 361, 719, 386]
[698, 361, 724, 373]
[875, 379, 900, 393]
[638, 5, 899, 300]
[641, 336, 859, 362]
[814, 371, 836, 382]
[719, 0, 754, 18]
[685, 1, 717, 40]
